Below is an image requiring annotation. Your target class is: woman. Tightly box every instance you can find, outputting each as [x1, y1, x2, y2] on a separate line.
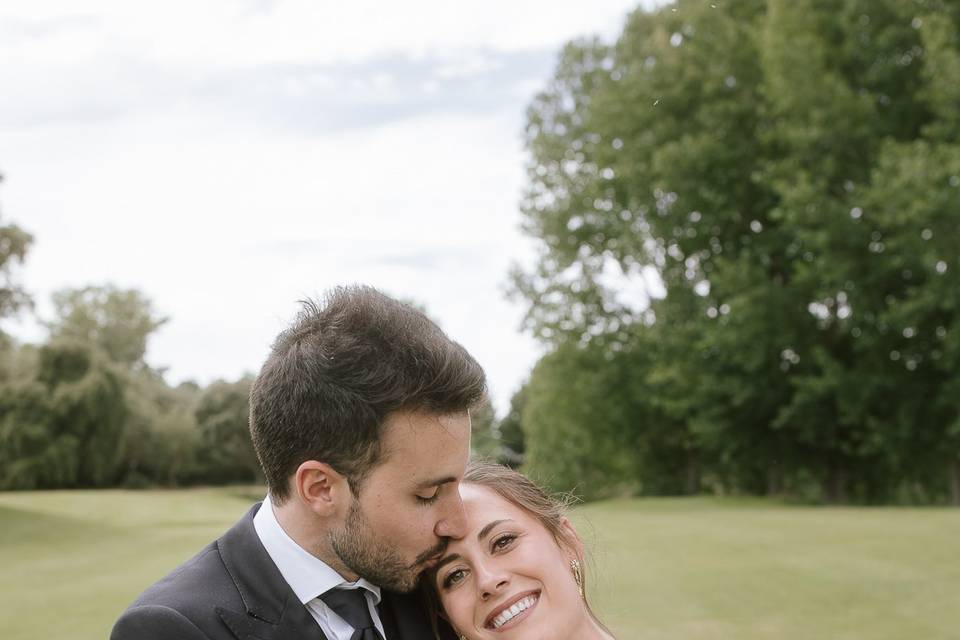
[423, 462, 616, 639]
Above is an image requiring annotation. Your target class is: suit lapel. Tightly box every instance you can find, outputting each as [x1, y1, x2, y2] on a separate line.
[216, 597, 328, 640]
[216, 503, 329, 640]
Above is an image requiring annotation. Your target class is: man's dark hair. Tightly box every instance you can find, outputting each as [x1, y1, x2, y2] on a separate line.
[249, 285, 487, 503]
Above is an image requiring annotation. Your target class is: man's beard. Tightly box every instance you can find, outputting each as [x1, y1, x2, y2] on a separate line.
[329, 497, 447, 593]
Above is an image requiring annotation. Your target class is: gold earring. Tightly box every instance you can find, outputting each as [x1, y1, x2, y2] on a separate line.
[459, 635, 468, 640]
[570, 558, 584, 597]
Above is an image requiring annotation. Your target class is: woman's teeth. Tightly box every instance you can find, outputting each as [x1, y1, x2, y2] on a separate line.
[492, 594, 538, 629]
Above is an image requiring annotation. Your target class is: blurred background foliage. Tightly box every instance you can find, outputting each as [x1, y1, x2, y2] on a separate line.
[1, 0, 959, 504]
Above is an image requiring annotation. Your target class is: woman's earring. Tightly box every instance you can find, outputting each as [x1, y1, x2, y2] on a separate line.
[570, 558, 584, 597]
[459, 635, 468, 640]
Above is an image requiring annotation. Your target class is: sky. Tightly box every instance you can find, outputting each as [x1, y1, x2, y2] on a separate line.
[0, 0, 649, 413]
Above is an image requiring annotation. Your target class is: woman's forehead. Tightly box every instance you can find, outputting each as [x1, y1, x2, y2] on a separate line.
[460, 484, 525, 528]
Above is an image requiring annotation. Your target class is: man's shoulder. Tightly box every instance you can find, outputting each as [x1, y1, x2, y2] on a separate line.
[131, 541, 231, 608]
[110, 502, 271, 640]
[112, 603, 214, 640]
[113, 540, 244, 639]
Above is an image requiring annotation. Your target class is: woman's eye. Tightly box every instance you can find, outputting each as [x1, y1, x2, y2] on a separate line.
[492, 534, 517, 552]
[442, 568, 466, 589]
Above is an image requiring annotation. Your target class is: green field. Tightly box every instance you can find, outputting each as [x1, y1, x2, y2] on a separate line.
[1, 488, 959, 639]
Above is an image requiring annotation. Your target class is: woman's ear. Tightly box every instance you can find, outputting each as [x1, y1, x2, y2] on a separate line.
[559, 517, 585, 558]
[293, 460, 350, 517]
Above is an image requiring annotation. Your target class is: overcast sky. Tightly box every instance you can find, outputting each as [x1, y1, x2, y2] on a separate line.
[1, 0, 647, 413]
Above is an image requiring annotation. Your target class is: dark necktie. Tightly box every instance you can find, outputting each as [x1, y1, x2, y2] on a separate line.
[320, 587, 385, 640]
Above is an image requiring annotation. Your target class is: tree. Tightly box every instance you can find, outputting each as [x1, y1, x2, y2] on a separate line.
[46, 285, 167, 370]
[115, 370, 201, 487]
[469, 393, 500, 461]
[521, 341, 643, 500]
[193, 376, 260, 484]
[513, 0, 960, 502]
[0, 339, 126, 489]
[496, 382, 528, 468]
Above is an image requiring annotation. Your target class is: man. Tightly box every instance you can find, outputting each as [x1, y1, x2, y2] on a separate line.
[111, 286, 485, 640]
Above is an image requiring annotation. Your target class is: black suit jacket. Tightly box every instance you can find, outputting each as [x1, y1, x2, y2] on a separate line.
[111, 503, 454, 640]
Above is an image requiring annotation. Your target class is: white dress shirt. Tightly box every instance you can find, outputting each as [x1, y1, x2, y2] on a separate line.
[253, 495, 387, 640]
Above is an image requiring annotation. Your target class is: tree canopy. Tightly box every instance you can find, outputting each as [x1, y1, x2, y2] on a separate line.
[46, 285, 168, 370]
[513, 0, 960, 503]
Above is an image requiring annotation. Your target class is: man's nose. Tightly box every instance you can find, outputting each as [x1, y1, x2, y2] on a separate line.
[434, 491, 468, 539]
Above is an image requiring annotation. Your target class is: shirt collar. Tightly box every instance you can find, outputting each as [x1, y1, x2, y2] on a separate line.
[253, 494, 382, 606]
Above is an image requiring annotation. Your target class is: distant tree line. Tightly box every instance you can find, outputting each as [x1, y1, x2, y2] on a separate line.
[0, 279, 516, 490]
[507, 0, 960, 504]
[0, 284, 261, 490]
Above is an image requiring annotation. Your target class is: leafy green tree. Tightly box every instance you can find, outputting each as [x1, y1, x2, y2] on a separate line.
[469, 393, 500, 461]
[38, 285, 184, 487]
[0, 339, 125, 489]
[193, 376, 260, 484]
[497, 382, 528, 468]
[514, 0, 960, 502]
[116, 371, 201, 487]
[522, 341, 643, 500]
[47, 285, 167, 370]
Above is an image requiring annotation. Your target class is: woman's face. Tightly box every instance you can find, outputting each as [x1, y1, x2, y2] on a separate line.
[433, 483, 586, 639]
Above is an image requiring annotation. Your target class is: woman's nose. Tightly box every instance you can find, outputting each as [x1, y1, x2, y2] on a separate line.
[475, 561, 509, 600]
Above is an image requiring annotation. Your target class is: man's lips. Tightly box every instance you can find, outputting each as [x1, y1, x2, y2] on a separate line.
[483, 589, 540, 630]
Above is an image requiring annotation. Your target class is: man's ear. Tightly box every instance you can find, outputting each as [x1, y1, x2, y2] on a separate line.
[293, 460, 351, 517]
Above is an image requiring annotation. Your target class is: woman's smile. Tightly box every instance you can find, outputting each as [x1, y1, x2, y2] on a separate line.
[484, 590, 540, 632]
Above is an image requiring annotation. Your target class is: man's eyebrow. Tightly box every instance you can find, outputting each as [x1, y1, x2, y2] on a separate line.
[414, 476, 457, 490]
[477, 519, 513, 542]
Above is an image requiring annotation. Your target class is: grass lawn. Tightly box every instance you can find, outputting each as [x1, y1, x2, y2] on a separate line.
[1, 488, 958, 639]
[575, 497, 960, 639]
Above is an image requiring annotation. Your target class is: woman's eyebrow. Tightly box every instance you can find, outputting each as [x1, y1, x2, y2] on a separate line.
[436, 553, 462, 571]
[434, 519, 518, 573]
[477, 519, 514, 542]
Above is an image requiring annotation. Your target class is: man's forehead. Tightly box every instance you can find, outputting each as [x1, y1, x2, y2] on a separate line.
[383, 409, 470, 434]
[377, 461, 464, 492]
[374, 411, 470, 484]
[380, 411, 470, 452]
